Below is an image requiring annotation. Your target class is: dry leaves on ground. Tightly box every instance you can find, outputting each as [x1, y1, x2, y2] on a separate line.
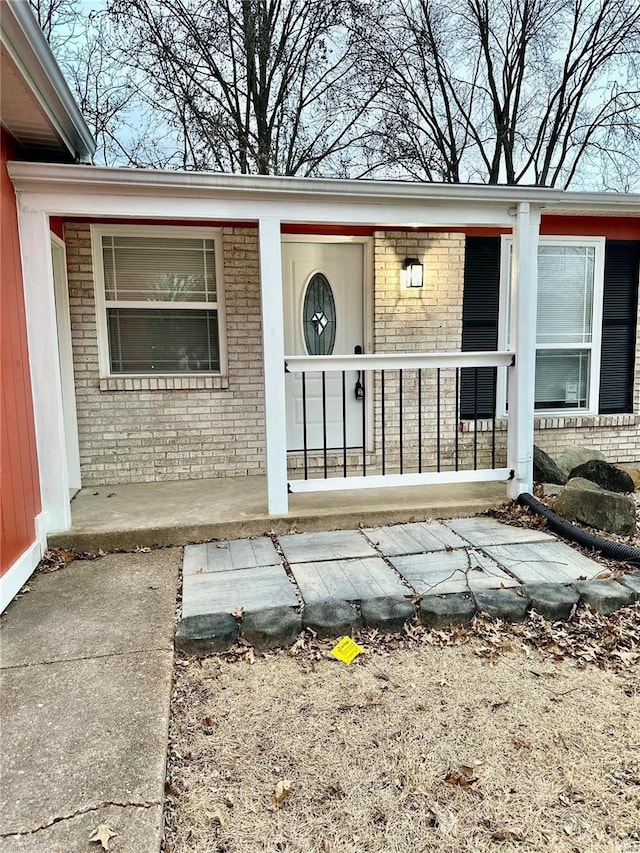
[163, 602, 640, 853]
[268, 779, 292, 810]
[488, 501, 639, 569]
[89, 824, 117, 850]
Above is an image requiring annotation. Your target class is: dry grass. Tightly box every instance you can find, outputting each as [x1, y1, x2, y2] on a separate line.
[163, 608, 640, 853]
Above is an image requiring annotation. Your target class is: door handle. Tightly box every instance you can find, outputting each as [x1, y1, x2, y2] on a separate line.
[354, 345, 364, 400]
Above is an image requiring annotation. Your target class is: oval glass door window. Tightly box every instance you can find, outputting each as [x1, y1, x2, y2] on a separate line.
[303, 272, 336, 356]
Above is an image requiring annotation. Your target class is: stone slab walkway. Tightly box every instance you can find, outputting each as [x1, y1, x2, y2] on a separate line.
[177, 517, 640, 652]
[0, 550, 180, 853]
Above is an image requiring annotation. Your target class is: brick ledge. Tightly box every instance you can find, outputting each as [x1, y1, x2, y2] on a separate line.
[99, 375, 229, 392]
[461, 413, 639, 432]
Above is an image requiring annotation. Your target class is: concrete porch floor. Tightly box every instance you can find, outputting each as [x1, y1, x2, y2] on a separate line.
[49, 474, 508, 552]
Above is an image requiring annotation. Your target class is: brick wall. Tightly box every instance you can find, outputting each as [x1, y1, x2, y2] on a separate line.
[64, 224, 639, 487]
[459, 279, 640, 468]
[64, 223, 266, 485]
[369, 230, 639, 471]
[370, 231, 473, 471]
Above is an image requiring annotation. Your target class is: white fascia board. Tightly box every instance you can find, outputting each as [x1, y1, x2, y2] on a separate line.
[8, 161, 565, 206]
[544, 190, 640, 214]
[8, 162, 640, 219]
[6, 163, 551, 227]
[11, 188, 517, 227]
[1, 2, 95, 162]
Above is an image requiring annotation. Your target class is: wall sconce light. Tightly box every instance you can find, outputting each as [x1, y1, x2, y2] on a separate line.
[401, 257, 424, 288]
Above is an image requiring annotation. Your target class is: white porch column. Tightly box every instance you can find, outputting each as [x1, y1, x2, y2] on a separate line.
[16, 206, 71, 532]
[507, 202, 541, 499]
[258, 217, 288, 515]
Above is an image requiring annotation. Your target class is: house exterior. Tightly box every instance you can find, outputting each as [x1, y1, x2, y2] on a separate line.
[7, 166, 639, 531]
[1, 6, 638, 614]
[0, 0, 94, 610]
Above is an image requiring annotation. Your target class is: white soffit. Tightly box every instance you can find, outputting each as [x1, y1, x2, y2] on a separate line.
[1, 46, 62, 154]
[0, 1, 95, 162]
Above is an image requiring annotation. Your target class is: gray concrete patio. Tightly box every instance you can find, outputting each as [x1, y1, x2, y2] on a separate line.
[50, 475, 508, 552]
[177, 517, 640, 652]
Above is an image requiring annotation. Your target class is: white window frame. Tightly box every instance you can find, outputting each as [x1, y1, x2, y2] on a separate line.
[91, 224, 227, 378]
[497, 234, 605, 417]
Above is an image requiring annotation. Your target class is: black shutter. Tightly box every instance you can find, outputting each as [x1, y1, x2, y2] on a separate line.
[599, 240, 639, 414]
[460, 236, 501, 418]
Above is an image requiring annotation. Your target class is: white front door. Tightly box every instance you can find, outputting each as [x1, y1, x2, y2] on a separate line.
[283, 241, 364, 452]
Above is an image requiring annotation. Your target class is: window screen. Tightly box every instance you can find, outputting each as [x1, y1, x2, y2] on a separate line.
[101, 234, 221, 374]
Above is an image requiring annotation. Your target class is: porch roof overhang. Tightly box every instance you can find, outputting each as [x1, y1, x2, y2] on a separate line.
[0, 4, 95, 163]
[9, 162, 640, 228]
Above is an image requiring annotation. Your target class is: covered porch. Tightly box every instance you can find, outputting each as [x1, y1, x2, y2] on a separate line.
[9, 163, 550, 543]
[47, 475, 507, 551]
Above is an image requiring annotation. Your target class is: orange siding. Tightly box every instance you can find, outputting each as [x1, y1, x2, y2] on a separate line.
[1, 129, 41, 575]
[541, 215, 640, 240]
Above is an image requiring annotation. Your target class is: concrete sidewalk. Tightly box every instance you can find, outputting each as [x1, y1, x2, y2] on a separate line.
[0, 550, 180, 853]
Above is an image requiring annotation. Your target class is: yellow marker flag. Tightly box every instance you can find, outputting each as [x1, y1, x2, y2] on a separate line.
[331, 636, 364, 665]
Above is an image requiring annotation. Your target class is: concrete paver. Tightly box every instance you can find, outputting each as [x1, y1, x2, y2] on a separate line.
[240, 606, 302, 649]
[361, 596, 415, 632]
[444, 517, 554, 547]
[177, 517, 622, 651]
[420, 593, 476, 628]
[289, 557, 409, 603]
[389, 548, 519, 595]
[362, 521, 467, 556]
[278, 529, 378, 563]
[572, 579, 635, 614]
[182, 564, 299, 617]
[183, 538, 280, 575]
[524, 583, 580, 621]
[619, 574, 640, 599]
[303, 601, 362, 638]
[482, 540, 603, 584]
[474, 588, 530, 622]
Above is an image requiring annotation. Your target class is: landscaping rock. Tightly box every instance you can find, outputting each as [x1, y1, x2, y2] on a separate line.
[175, 612, 238, 655]
[556, 445, 606, 475]
[533, 446, 567, 485]
[524, 583, 580, 621]
[419, 593, 476, 628]
[572, 580, 635, 614]
[619, 574, 640, 600]
[361, 596, 415, 633]
[302, 600, 361, 639]
[473, 589, 530, 622]
[241, 606, 302, 649]
[555, 478, 637, 536]
[542, 482, 565, 497]
[568, 459, 634, 494]
[616, 464, 640, 490]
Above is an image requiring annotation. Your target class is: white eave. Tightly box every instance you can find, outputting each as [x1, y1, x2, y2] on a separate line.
[7, 162, 640, 219]
[1, 0, 95, 162]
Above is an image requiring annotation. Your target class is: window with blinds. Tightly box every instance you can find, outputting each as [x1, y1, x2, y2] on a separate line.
[501, 238, 604, 414]
[534, 245, 595, 409]
[97, 231, 223, 375]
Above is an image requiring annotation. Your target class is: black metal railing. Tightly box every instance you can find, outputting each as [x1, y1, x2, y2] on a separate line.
[285, 352, 512, 490]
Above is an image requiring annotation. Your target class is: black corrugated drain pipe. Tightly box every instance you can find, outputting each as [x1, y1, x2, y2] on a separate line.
[516, 492, 640, 567]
